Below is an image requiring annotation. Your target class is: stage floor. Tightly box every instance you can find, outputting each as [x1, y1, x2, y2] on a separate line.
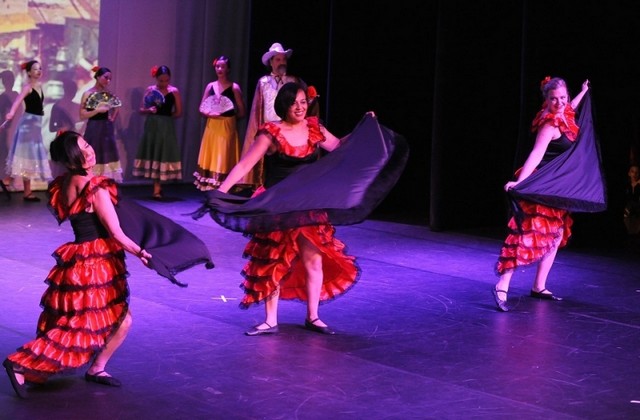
[1, 185, 639, 419]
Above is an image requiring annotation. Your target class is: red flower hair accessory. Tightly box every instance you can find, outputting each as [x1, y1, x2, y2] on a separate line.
[56, 129, 68, 137]
[307, 85, 319, 100]
[91, 65, 100, 73]
[540, 76, 551, 89]
[20, 62, 28, 70]
[150, 65, 159, 77]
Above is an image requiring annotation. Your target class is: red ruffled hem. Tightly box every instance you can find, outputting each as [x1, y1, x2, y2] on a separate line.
[7, 237, 130, 383]
[239, 224, 359, 308]
[496, 201, 572, 275]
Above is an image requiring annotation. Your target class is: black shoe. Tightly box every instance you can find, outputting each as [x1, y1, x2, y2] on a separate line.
[491, 287, 509, 312]
[23, 195, 40, 202]
[85, 371, 122, 387]
[304, 318, 336, 335]
[530, 289, 562, 301]
[3, 359, 27, 399]
[245, 322, 279, 336]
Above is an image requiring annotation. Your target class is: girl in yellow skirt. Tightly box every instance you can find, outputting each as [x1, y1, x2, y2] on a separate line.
[194, 56, 246, 190]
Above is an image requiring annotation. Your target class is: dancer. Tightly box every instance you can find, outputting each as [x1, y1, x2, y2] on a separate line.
[211, 83, 359, 336]
[80, 66, 122, 182]
[240, 42, 303, 190]
[133, 65, 183, 199]
[2, 131, 152, 398]
[3, 60, 52, 200]
[194, 56, 246, 190]
[492, 77, 590, 311]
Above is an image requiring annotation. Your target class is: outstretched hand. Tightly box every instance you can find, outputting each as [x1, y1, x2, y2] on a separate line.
[138, 249, 152, 268]
[581, 79, 590, 92]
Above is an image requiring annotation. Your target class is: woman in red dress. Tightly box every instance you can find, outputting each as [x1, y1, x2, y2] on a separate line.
[492, 77, 589, 312]
[3, 131, 152, 398]
[216, 82, 360, 336]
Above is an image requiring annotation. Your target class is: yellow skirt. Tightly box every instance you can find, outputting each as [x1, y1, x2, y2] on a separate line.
[194, 116, 240, 190]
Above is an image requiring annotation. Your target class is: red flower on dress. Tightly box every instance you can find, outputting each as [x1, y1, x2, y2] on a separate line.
[150, 66, 159, 77]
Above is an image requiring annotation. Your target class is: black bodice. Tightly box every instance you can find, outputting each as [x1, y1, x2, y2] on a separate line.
[264, 148, 321, 188]
[538, 133, 572, 168]
[70, 212, 109, 243]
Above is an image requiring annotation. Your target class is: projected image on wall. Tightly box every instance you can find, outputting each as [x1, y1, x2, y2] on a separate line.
[0, 0, 100, 187]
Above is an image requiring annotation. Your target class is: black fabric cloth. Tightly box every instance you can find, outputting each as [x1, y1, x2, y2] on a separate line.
[192, 114, 409, 233]
[508, 93, 606, 213]
[116, 199, 214, 287]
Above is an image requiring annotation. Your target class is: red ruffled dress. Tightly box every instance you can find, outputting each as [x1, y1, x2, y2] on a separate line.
[6, 176, 129, 383]
[239, 118, 360, 308]
[495, 105, 578, 275]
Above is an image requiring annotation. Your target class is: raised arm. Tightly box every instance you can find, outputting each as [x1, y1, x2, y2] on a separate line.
[92, 187, 152, 265]
[570, 79, 589, 109]
[218, 133, 272, 193]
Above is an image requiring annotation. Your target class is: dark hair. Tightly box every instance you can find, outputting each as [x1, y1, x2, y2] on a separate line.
[23, 60, 39, 72]
[274, 82, 305, 121]
[213, 56, 231, 69]
[155, 65, 171, 77]
[50, 131, 87, 174]
[94, 67, 111, 79]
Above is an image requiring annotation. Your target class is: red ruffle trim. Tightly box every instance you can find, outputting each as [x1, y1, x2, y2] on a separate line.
[6, 237, 129, 383]
[495, 200, 572, 275]
[48, 175, 119, 223]
[239, 224, 359, 308]
[260, 116, 325, 158]
[530, 103, 579, 141]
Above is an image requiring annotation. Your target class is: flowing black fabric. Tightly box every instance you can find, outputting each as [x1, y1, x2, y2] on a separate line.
[116, 199, 214, 287]
[508, 93, 606, 213]
[192, 114, 409, 233]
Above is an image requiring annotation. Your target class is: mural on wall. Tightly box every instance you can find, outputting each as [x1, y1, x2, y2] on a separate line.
[0, 0, 100, 185]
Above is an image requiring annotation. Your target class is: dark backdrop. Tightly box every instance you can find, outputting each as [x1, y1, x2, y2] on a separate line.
[248, 0, 640, 247]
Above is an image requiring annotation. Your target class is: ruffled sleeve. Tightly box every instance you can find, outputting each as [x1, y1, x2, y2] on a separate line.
[307, 117, 325, 146]
[47, 176, 68, 224]
[84, 176, 119, 208]
[258, 117, 325, 158]
[531, 103, 579, 141]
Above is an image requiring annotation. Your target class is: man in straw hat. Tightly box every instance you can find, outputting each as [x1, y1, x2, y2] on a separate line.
[239, 42, 304, 190]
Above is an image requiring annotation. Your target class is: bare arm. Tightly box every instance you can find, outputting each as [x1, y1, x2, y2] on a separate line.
[570, 79, 590, 109]
[171, 86, 183, 118]
[218, 134, 272, 193]
[5, 84, 31, 120]
[504, 124, 556, 191]
[93, 187, 152, 265]
[319, 125, 342, 152]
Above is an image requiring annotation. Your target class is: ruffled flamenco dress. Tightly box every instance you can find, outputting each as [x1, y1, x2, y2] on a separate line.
[6, 176, 213, 383]
[193, 114, 409, 308]
[496, 93, 606, 274]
